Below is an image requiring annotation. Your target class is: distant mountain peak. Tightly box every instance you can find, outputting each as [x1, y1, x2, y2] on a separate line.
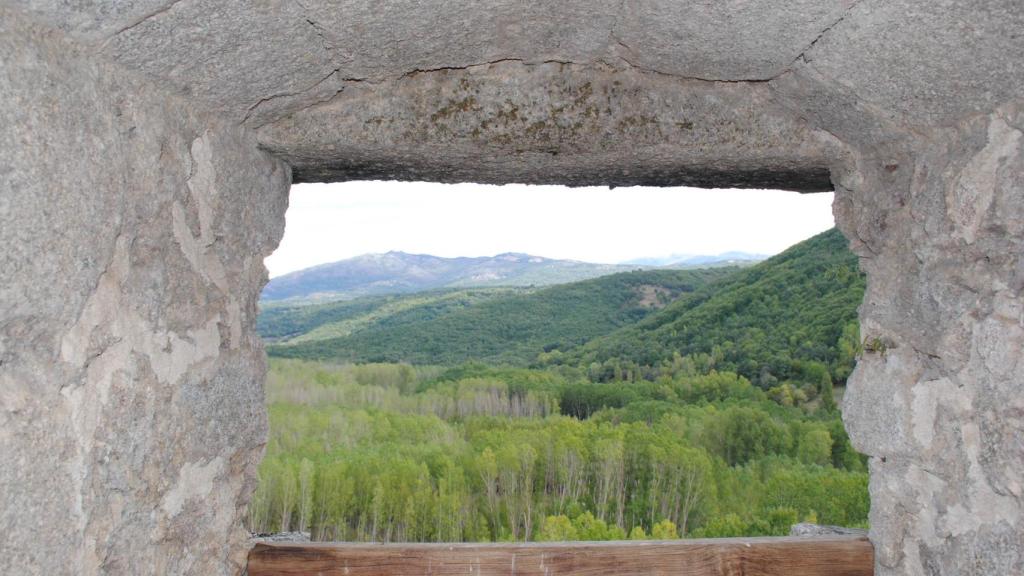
[263, 252, 634, 302]
[621, 251, 768, 268]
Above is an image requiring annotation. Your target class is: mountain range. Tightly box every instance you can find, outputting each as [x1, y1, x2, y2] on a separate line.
[620, 251, 768, 267]
[262, 252, 635, 301]
[261, 229, 863, 379]
[262, 251, 766, 302]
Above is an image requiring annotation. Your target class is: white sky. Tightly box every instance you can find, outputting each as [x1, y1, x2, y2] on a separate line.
[265, 181, 835, 278]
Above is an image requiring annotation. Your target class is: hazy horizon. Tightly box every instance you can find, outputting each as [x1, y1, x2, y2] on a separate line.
[265, 181, 835, 278]
[271, 247, 773, 272]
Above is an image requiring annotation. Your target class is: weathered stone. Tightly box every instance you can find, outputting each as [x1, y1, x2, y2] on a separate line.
[256, 61, 837, 190]
[0, 7, 289, 575]
[251, 532, 312, 543]
[2, 1, 1023, 575]
[790, 523, 868, 537]
[838, 102, 1024, 575]
[796, 0, 1024, 127]
[5, 0, 852, 117]
[11, 0, 1021, 132]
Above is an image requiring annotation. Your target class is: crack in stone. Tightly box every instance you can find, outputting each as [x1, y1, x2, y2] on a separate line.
[240, 0, 364, 126]
[608, 43, 777, 84]
[100, 0, 190, 48]
[241, 69, 367, 126]
[602, 0, 804, 84]
[607, 24, 782, 84]
[244, 55, 788, 126]
[396, 58, 574, 80]
[911, 344, 944, 361]
[294, 0, 337, 55]
[303, 18, 334, 52]
[606, 0, 629, 61]
[789, 0, 866, 67]
[101, 0, 807, 125]
[243, 58, 575, 125]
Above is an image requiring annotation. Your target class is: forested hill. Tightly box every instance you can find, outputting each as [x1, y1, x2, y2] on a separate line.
[561, 228, 864, 387]
[265, 268, 733, 365]
[263, 251, 636, 301]
[259, 288, 517, 344]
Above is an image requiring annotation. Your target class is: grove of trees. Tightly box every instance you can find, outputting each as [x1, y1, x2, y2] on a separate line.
[247, 360, 868, 542]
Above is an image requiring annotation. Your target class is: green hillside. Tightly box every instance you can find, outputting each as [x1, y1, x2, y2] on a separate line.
[563, 228, 864, 387]
[258, 288, 520, 343]
[265, 268, 732, 365]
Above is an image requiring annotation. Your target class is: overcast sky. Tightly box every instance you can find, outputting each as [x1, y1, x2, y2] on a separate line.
[265, 181, 836, 278]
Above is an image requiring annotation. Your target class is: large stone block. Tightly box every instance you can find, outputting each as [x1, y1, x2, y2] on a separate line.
[255, 60, 837, 190]
[839, 104, 1024, 575]
[0, 8, 289, 574]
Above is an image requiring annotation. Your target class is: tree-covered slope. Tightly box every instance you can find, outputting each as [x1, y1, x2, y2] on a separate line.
[266, 268, 732, 365]
[258, 288, 519, 343]
[565, 228, 864, 386]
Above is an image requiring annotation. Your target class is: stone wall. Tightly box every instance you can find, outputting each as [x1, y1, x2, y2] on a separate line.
[255, 61, 838, 191]
[1, 2, 1022, 575]
[834, 103, 1024, 575]
[0, 8, 290, 575]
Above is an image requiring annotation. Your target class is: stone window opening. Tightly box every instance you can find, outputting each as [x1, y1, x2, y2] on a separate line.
[245, 180, 860, 546]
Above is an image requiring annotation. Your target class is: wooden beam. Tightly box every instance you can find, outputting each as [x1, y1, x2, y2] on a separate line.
[248, 535, 873, 576]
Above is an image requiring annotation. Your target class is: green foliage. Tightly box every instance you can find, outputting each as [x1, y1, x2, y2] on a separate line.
[796, 426, 833, 466]
[567, 229, 865, 388]
[693, 507, 800, 538]
[702, 405, 793, 466]
[572, 512, 624, 541]
[835, 321, 862, 382]
[651, 520, 679, 539]
[693, 513, 746, 538]
[537, 515, 578, 541]
[260, 289, 518, 344]
[249, 360, 868, 542]
[258, 294, 398, 342]
[265, 268, 732, 366]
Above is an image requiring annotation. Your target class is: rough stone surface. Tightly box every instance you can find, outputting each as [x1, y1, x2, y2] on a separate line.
[796, 0, 1024, 126]
[10, 0, 1021, 132]
[790, 523, 868, 537]
[0, 7, 290, 575]
[7, 0, 852, 114]
[2, 2, 1024, 576]
[256, 61, 837, 190]
[251, 532, 312, 543]
[834, 101, 1024, 575]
